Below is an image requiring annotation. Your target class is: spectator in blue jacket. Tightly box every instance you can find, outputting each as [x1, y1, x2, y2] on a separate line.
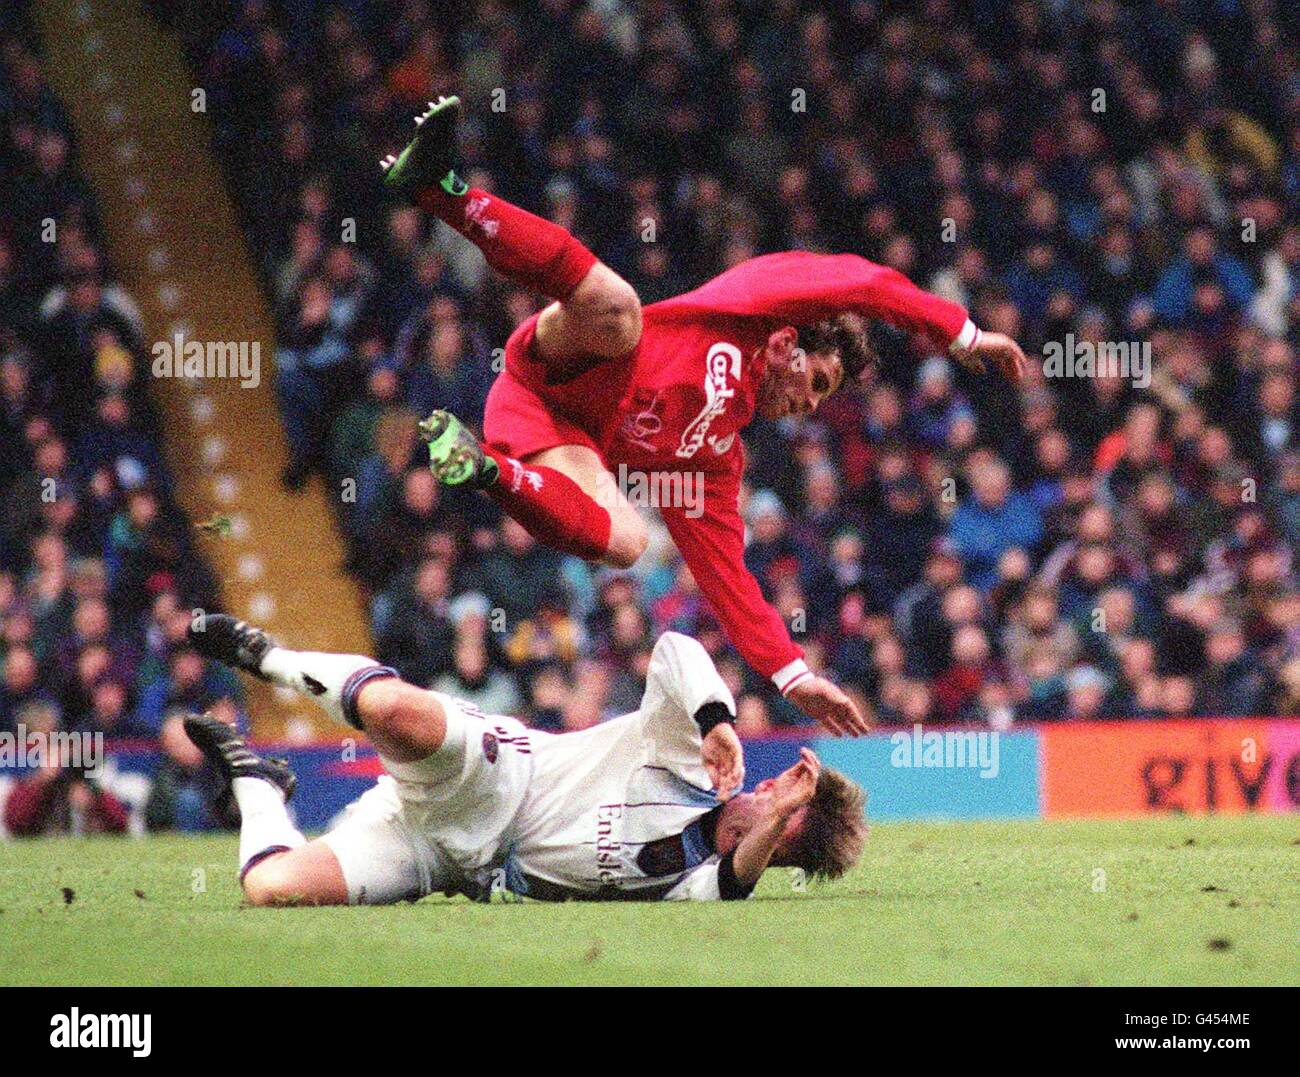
[1153, 226, 1254, 326]
[1004, 242, 1087, 331]
[950, 458, 1044, 593]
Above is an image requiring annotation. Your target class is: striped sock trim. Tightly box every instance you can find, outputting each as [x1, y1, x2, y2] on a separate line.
[340, 665, 400, 730]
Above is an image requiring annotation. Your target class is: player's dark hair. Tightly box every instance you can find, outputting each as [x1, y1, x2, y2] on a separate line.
[797, 312, 874, 388]
[787, 767, 869, 882]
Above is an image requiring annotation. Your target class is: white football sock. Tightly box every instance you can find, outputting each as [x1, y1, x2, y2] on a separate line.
[258, 648, 383, 727]
[233, 776, 304, 875]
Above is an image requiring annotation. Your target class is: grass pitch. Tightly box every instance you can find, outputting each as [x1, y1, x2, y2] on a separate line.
[1, 816, 1294, 986]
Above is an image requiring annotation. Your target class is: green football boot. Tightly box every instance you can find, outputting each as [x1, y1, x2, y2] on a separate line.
[418, 410, 499, 489]
[380, 94, 469, 198]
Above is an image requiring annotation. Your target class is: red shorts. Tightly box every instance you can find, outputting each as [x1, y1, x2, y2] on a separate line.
[482, 314, 614, 463]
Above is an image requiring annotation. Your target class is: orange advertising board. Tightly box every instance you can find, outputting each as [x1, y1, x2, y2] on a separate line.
[1041, 719, 1294, 817]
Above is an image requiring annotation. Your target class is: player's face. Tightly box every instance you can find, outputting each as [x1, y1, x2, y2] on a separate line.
[718, 785, 809, 861]
[756, 328, 843, 420]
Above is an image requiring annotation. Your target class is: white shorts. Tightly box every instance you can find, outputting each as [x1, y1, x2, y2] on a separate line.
[319, 694, 533, 905]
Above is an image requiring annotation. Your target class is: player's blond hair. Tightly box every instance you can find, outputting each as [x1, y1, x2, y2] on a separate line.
[788, 767, 869, 881]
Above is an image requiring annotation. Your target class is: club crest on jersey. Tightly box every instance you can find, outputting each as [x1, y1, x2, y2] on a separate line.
[481, 731, 499, 764]
[620, 388, 664, 451]
[676, 342, 742, 459]
[463, 196, 500, 238]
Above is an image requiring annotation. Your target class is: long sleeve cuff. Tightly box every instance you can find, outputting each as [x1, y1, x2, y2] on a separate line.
[949, 318, 980, 352]
[772, 657, 812, 695]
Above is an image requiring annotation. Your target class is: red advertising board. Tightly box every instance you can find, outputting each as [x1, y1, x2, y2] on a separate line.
[1041, 718, 1299, 817]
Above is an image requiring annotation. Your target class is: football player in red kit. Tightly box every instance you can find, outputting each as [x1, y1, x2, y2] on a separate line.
[382, 97, 1027, 736]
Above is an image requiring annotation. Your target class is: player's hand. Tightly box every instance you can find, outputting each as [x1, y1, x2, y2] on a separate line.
[953, 330, 1027, 381]
[701, 722, 745, 801]
[787, 675, 869, 736]
[768, 748, 820, 820]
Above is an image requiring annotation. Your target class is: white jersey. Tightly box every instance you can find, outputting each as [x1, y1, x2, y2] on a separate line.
[499, 632, 741, 901]
[322, 632, 744, 906]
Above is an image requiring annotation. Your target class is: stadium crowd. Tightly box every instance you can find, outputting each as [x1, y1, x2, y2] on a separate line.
[176, 0, 1299, 731]
[0, 8, 242, 835]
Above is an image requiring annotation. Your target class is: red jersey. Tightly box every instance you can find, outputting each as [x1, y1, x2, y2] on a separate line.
[484, 251, 974, 690]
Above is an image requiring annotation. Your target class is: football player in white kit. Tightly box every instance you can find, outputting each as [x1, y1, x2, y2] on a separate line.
[184, 616, 868, 904]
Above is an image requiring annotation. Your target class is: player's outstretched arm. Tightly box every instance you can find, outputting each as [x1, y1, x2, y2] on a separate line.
[659, 471, 869, 736]
[673, 251, 1026, 382]
[732, 749, 820, 887]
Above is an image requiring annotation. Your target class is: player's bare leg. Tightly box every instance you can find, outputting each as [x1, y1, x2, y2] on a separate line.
[239, 840, 348, 908]
[525, 444, 648, 568]
[187, 615, 450, 758]
[533, 262, 642, 366]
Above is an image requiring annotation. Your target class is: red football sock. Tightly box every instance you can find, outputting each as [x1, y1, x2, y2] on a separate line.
[482, 447, 612, 561]
[417, 185, 597, 300]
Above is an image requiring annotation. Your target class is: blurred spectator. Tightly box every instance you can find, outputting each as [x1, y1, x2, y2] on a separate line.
[144, 706, 241, 833]
[3, 703, 126, 836]
[433, 634, 522, 715]
[1, 13, 232, 834]
[949, 459, 1043, 593]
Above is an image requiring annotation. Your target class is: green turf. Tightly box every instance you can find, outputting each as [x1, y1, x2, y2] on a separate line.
[0, 816, 1295, 985]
